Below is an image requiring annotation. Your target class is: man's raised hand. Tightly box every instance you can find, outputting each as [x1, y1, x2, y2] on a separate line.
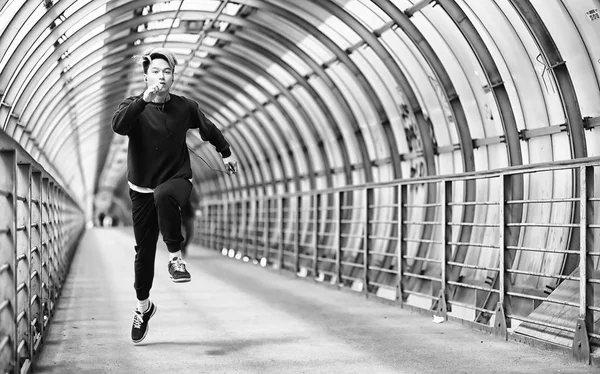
[143, 82, 164, 102]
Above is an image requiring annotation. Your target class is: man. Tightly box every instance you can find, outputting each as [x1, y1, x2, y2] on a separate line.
[111, 47, 237, 344]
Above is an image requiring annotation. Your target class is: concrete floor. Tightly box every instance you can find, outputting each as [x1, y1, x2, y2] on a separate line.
[34, 228, 597, 373]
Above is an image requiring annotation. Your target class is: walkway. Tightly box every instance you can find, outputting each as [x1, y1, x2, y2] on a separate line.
[34, 228, 595, 373]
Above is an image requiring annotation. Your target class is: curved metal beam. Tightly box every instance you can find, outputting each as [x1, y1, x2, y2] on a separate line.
[508, 0, 585, 280]
[22, 24, 328, 194]
[250, 0, 402, 179]
[208, 30, 351, 185]
[205, 13, 373, 184]
[200, 73, 289, 193]
[195, 84, 267, 197]
[39, 46, 310, 196]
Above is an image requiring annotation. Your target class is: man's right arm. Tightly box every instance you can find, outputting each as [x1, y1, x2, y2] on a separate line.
[111, 96, 148, 135]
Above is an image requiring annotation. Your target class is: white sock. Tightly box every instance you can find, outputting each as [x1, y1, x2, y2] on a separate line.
[169, 251, 182, 260]
[137, 298, 149, 313]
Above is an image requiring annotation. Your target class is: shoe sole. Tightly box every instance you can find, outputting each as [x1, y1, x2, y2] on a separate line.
[132, 304, 157, 344]
[170, 276, 191, 283]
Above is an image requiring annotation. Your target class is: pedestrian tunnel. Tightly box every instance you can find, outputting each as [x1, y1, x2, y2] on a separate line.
[3, 0, 600, 371]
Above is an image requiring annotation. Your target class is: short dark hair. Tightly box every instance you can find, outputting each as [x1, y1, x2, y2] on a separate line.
[139, 48, 177, 74]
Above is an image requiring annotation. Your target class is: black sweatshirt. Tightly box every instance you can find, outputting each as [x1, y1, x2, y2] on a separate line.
[111, 94, 231, 189]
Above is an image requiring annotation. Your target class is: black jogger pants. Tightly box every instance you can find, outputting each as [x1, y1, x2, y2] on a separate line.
[129, 178, 192, 300]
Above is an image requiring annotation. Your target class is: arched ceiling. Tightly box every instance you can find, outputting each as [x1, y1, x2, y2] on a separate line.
[2, 0, 600, 216]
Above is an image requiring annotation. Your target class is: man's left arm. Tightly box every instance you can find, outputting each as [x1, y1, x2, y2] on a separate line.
[192, 102, 238, 174]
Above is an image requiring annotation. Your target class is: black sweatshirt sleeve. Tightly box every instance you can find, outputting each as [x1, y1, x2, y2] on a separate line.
[190, 100, 231, 157]
[112, 96, 148, 135]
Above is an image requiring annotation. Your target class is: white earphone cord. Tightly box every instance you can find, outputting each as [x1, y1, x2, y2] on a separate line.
[187, 146, 232, 175]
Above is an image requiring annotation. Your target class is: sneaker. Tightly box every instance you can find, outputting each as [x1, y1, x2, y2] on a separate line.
[168, 257, 191, 283]
[131, 302, 157, 343]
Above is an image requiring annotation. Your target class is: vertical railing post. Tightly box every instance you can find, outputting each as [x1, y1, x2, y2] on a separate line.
[16, 163, 32, 371]
[213, 203, 218, 250]
[243, 199, 249, 257]
[573, 165, 594, 363]
[313, 193, 320, 279]
[11, 153, 18, 374]
[48, 182, 57, 313]
[264, 198, 269, 262]
[209, 203, 215, 251]
[214, 203, 220, 250]
[295, 195, 300, 274]
[221, 202, 227, 250]
[336, 191, 342, 287]
[437, 181, 451, 319]
[398, 184, 407, 305]
[30, 170, 42, 354]
[364, 187, 372, 297]
[254, 197, 259, 260]
[278, 196, 284, 270]
[220, 202, 225, 250]
[227, 200, 233, 253]
[40, 177, 49, 336]
[0, 150, 17, 374]
[494, 174, 509, 340]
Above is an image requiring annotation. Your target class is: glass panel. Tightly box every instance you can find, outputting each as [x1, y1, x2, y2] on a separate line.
[379, 29, 454, 148]
[233, 92, 255, 112]
[348, 43, 414, 167]
[244, 28, 312, 76]
[534, 0, 600, 118]
[64, 3, 107, 38]
[237, 123, 273, 182]
[459, 3, 523, 138]
[254, 110, 292, 180]
[137, 18, 180, 32]
[265, 102, 309, 176]
[278, 95, 323, 174]
[0, 3, 45, 74]
[298, 35, 335, 65]
[217, 105, 237, 123]
[223, 3, 242, 16]
[201, 35, 219, 47]
[222, 97, 246, 118]
[415, 7, 486, 141]
[265, 63, 297, 88]
[292, 85, 339, 157]
[66, 25, 105, 56]
[318, 14, 361, 49]
[493, 0, 563, 128]
[0, 0, 23, 35]
[180, 0, 219, 12]
[248, 11, 333, 65]
[167, 33, 199, 44]
[168, 47, 192, 56]
[64, 0, 90, 17]
[255, 75, 280, 96]
[339, 0, 391, 31]
[327, 62, 387, 163]
[228, 43, 297, 87]
[144, 35, 166, 44]
[309, 75, 363, 166]
[242, 83, 268, 105]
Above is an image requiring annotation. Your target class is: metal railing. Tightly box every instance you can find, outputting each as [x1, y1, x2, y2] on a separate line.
[0, 133, 85, 373]
[198, 157, 600, 366]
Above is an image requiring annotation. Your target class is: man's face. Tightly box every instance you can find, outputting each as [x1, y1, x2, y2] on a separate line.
[145, 58, 173, 93]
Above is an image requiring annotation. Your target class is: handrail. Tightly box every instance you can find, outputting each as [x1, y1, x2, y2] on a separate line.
[199, 156, 600, 366]
[0, 129, 85, 373]
[203, 156, 600, 203]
